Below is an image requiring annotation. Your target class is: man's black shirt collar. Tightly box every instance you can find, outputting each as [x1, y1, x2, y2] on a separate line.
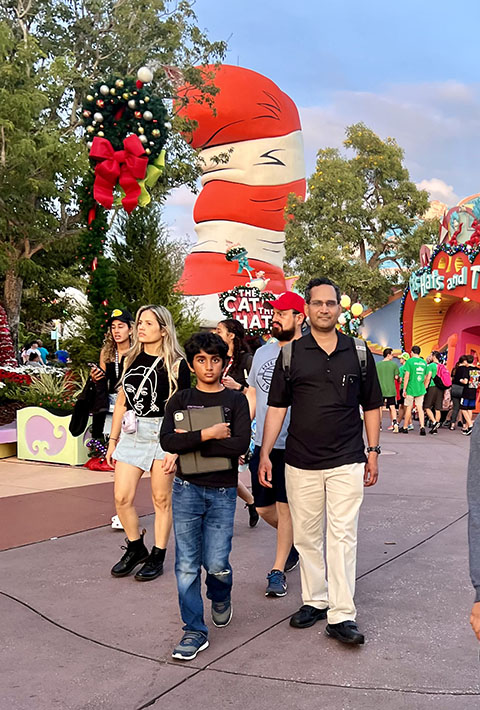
[303, 330, 352, 353]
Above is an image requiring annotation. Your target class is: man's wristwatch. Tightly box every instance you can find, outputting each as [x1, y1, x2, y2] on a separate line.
[366, 445, 381, 454]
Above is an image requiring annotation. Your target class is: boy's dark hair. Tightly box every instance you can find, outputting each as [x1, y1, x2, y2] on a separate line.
[383, 348, 393, 358]
[459, 354, 468, 364]
[431, 350, 441, 360]
[466, 354, 474, 364]
[411, 345, 421, 355]
[185, 332, 229, 367]
[305, 277, 341, 304]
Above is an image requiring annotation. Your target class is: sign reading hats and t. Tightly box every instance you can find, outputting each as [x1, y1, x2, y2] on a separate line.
[218, 287, 276, 335]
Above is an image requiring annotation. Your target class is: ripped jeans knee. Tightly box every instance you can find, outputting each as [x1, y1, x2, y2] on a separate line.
[205, 565, 233, 603]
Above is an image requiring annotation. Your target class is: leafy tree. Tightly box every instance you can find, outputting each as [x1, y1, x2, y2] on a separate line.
[285, 123, 438, 307]
[0, 0, 226, 344]
[110, 205, 199, 344]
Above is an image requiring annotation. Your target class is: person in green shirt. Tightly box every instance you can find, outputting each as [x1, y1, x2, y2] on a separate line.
[376, 348, 400, 432]
[397, 352, 410, 430]
[424, 351, 444, 433]
[401, 345, 427, 436]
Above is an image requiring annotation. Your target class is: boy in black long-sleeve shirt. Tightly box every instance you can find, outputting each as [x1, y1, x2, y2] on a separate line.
[160, 332, 251, 661]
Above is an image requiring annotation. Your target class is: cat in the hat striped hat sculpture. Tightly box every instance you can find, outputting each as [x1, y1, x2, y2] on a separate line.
[177, 65, 306, 320]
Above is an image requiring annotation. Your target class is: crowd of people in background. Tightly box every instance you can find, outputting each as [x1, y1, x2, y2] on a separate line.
[376, 346, 479, 437]
[18, 338, 69, 367]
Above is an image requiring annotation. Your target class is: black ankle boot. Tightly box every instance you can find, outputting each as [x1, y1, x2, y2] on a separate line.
[134, 546, 166, 581]
[246, 502, 259, 528]
[111, 529, 149, 577]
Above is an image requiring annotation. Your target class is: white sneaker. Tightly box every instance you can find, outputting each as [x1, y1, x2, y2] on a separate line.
[111, 515, 123, 530]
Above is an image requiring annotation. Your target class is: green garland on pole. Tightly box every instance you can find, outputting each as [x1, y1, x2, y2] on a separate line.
[76, 174, 116, 344]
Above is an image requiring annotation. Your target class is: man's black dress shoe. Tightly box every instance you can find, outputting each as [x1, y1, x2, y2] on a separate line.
[326, 620, 364, 644]
[289, 604, 328, 628]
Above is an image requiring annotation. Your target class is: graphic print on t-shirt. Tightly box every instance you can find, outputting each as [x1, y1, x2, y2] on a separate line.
[123, 365, 160, 416]
[469, 368, 480, 390]
[257, 357, 279, 393]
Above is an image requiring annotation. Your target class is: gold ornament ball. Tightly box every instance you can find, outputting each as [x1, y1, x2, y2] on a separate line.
[340, 294, 351, 309]
[145, 148, 151, 155]
[138, 126, 145, 134]
[115, 79, 124, 88]
[110, 87, 116, 95]
[86, 94, 94, 102]
[351, 303, 363, 317]
[144, 96, 150, 102]
[97, 131, 105, 137]
[152, 129, 160, 137]
[86, 125, 94, 133]
[122, 92, 129, 100]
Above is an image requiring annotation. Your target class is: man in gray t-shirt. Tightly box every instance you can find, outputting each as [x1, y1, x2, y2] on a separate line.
[246, 291, 305, 598]
[249, 341, 290, 450]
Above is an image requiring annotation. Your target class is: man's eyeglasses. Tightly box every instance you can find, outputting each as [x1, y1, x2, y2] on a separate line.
[309, 300, 339, 309]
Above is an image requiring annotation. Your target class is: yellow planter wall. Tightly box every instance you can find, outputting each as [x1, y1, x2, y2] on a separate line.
[17, 407, 90, 466]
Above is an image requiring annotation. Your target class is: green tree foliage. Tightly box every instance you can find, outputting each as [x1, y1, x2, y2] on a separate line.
[285, 123, 438, 307]
[0, 0, 226, 344]
[110, 205, 199, 344]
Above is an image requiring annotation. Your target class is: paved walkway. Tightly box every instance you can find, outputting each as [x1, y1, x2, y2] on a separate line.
[1, 422, 479, 709]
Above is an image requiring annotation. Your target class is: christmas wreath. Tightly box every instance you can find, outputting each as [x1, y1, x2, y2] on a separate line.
[81, 67, 169, 213]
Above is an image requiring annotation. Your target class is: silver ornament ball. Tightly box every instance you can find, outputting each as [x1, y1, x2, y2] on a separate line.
[99, 84, 110, 96]
[137, 66, 153, 83]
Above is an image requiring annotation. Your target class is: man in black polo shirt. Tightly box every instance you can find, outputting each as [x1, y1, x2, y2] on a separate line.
[259, 277, 382, 645]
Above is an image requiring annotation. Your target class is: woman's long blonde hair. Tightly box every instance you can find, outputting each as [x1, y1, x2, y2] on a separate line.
[123, 305, 185, 400]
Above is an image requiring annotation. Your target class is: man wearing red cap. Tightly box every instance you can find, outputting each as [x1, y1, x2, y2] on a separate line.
[259, 277, 382, 645]
[246, 291, 306, 597]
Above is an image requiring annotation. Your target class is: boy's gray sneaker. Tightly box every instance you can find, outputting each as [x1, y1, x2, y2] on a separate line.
[265, 569, 287, 597]
[171, 631, 209, 661]
[211, 599, 233, 627]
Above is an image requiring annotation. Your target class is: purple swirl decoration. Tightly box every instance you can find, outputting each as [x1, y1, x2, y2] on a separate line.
[25, 415, 68, 456]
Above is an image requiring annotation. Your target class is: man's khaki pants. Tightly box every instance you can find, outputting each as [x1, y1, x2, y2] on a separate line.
[285, 462, 364, 624]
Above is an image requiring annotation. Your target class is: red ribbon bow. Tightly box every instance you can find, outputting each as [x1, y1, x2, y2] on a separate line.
[89, 135, 148, 213]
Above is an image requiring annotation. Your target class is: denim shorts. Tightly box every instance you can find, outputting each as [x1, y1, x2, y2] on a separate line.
[113, 416, 165, 472]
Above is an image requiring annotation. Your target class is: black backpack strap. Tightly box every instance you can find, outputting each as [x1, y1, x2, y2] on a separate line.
[281, 341, 293, 382]
[353, 337, 367, 383]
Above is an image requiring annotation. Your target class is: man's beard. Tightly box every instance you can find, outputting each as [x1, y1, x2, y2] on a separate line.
[271, 323, 296, 342]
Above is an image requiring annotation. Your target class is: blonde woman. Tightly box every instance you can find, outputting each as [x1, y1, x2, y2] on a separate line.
[106, 305, 191, 581]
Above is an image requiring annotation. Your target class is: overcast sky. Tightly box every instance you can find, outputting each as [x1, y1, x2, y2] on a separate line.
[165, 0, 480, 240]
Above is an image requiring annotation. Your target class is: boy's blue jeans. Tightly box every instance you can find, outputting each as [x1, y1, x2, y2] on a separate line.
[172, 476, 237, 637]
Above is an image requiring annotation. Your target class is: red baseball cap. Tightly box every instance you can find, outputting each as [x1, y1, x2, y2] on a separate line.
[267, 292, 305, 312]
